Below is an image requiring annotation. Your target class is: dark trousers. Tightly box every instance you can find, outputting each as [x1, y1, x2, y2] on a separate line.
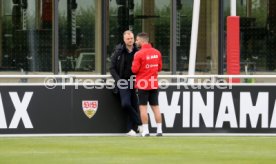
[119, 87, 141, 132]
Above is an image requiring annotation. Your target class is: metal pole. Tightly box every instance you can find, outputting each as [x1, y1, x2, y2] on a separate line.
[231, 0, 237, 16]
[53, 0, 59, 74]
[246, 0, 252, 17]
[188, 0, 201, 82]
[218, 0, 225, 75]
[101, 0, 107, 75]
[172, 0, 177, 75]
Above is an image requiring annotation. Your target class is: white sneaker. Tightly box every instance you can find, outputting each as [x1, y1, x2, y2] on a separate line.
[126, 130, 137, 137]
[137, 126, 143, 134]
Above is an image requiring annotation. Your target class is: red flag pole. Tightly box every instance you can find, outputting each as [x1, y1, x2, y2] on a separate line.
[227, 0, 240, 83]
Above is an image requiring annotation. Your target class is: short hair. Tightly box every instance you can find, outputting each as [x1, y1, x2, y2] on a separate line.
[123, 30, 134, 36]
[137, 32, 149, 42]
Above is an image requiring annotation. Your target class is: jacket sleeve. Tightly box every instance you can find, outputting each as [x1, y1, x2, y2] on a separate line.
[109, 51, 120, 82]
[131, 53, 141, 74]
[158, 52, 163, 72]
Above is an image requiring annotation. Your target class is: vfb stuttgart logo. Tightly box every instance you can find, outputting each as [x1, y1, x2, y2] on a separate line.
[82, 101, 98, 119]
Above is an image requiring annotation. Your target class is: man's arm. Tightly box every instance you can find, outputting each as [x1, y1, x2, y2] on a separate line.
[131, 53, 141, 74]
[109, 51, 120, 82]
[158, 52, 163, 72]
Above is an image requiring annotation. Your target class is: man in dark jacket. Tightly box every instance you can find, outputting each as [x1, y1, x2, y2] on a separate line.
[110, 30, 142, 136]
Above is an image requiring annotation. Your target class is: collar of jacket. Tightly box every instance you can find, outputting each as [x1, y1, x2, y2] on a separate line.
[120, 43, 138, 52]
[141, 43, 152, 49]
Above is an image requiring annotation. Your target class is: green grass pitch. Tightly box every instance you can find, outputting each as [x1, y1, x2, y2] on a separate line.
[0, 136, 276, 164]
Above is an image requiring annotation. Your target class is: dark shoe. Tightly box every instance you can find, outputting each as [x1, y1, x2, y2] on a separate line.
[156, 133, 163, 137]
[141, 133, 150, 137]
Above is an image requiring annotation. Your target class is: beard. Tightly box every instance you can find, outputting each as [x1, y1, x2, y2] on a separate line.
[135, 43, 141, 49]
